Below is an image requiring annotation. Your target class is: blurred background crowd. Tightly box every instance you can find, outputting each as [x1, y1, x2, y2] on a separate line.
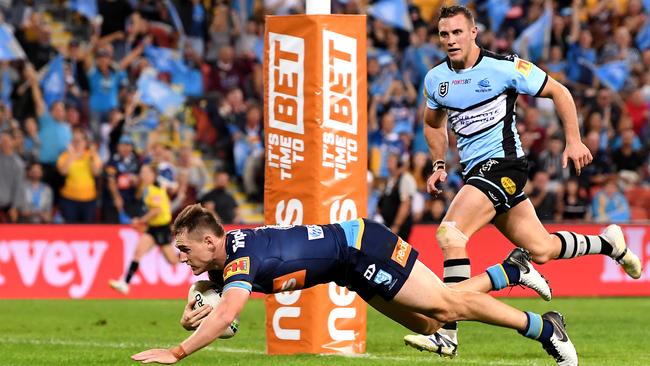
[0, 0, 648, 231]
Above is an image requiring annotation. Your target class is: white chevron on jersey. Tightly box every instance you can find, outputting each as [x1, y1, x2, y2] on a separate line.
[448, 94, 507, 136]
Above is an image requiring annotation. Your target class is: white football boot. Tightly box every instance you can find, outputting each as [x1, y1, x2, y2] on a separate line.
[109, 279, 129, 294]
[541, 311, 579, 366]
[403, 331, 458, 358]
[601, 224, 642, 279]
[505, 248, 552, 301]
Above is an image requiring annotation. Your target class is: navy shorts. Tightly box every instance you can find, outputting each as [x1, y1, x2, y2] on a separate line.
[463, 158, 528, 215]
[146, 224, 172, 246]
[337, 219, 419, 301]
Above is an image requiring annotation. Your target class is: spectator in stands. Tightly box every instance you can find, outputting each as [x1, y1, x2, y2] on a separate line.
[19, 162, 53, 223]
[85, 44, 143, 138]
[178, 0, 208, 58]
[205, 3, 238, 63]
[26, 63, 71, 196]
[201, 170, 240, 224]
[538, 134, 568, 192]
[369, 97, 404, 178]
[176, 144, 210, 203]
[624, 89, 648, 136]
[103, 134, 141, 223]
[56, 128, 103, 223]
[420, 197, 447, 224]
[566, 7, 596, 88]
[580, 130, 612, 191]
[0, 131, 26, 223]
[612, 129, 645, 187]
[379, 151, 416, 240]
[589, 88, 623, 132]
[98, 0, 133, 60]
[208, 45, 253, 94]
[528, 171, 558, 222]
[558, 177, 590, 222]
[21, 116, 40, 162]
[591, 178, 631, 223]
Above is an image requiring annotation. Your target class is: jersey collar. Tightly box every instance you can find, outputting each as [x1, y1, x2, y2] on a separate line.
[445, 47, 485, 72]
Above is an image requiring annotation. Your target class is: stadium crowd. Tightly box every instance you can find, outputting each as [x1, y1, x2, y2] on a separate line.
[0, 0, 648, 231]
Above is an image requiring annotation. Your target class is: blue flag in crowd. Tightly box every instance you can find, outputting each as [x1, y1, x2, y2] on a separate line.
[41, 55, 65, 108]
[636, 18, 650, 51]
[1, 68, 12, 107]
[0, 24, 26, 60]
[164, 0, 185, 34]
[512, 8, 552, 62]
[137, 74, 185, 116]
[486, 0, 511, 33]
[367, 0, 413, 31]
[144, 46, 203, 97]
[591, 60, 630, 92]
[70, 0, 97, 19]
[144, 46, 178, 73]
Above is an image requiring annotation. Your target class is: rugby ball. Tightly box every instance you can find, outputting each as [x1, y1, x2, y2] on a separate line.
[187, 280, 239, 339]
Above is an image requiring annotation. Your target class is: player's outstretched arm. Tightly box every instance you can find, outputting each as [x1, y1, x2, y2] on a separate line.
[423, 107, 449, 196]
[131, 288, 250, 364]
[538, 77, 593, 175]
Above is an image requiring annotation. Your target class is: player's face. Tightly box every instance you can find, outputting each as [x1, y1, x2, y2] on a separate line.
[438, 14, 477, 66]
[175, 232, 215, 275]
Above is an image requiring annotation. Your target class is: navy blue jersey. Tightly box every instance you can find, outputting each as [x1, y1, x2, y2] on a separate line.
[221, 224, 349, 294]
[221, 219, 419, 301]
[423, 49, 548, 175]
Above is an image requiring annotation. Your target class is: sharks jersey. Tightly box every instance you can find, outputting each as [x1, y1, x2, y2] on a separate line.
[423, 49, 548, 175]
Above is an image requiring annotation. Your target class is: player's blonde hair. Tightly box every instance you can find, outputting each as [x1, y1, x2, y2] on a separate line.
[172, 203, 225, 240]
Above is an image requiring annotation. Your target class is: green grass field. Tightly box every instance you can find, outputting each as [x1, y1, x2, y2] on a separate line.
[1, 298, 648, 366]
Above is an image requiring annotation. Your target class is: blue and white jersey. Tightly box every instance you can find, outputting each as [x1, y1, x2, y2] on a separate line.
[423, 49, 548, 175]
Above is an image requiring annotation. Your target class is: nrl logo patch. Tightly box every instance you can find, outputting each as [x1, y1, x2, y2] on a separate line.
[438, 81, 449, 97]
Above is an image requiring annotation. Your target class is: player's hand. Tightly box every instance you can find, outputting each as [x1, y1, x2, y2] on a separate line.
[131, 348, 178, 364]
[563, 140, 593, 176]
[180, 298, 212, 330]
[426, 169, 448, 196]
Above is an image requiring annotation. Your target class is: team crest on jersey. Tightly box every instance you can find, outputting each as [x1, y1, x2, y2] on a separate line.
[501, 177, 517, 195]
[306, 225, 324, 240]
[223, 257, 249, 280]
[438, 81, 449, 97]
[515, 59, 532, 77]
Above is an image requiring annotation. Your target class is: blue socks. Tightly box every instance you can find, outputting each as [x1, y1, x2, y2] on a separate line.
[520, 311, 554, 343]
[486, 262, 520, 290]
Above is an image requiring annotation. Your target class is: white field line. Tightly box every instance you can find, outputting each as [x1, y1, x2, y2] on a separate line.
[0, 337, 536, 365]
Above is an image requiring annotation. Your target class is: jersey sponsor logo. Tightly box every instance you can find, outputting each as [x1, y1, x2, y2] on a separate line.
[230, 230, 246, 253]
[363, 264, 376, 280]
[223, 257, 250, 280]
[272, 269, 306, 292]
[391, 238, 412, 267]
[477, 159, 499, 177]
[501, 177, 517, 195]
[306, 225, 324, 240]
[515, 59, 532, 77]
[452, 78, 471, 85]
[438, 81, 449, 97]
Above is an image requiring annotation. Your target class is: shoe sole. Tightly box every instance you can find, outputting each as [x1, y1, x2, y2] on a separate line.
[403, 336, 457, 358]
[605, 225, 642, 279]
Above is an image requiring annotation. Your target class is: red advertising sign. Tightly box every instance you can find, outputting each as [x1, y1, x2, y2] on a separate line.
[408, 224, 650, 297]
[0, 224, 647, 299]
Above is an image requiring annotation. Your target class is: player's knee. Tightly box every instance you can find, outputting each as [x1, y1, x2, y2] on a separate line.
[436, 222, 469, 250]
[429, 291, 462, 324]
